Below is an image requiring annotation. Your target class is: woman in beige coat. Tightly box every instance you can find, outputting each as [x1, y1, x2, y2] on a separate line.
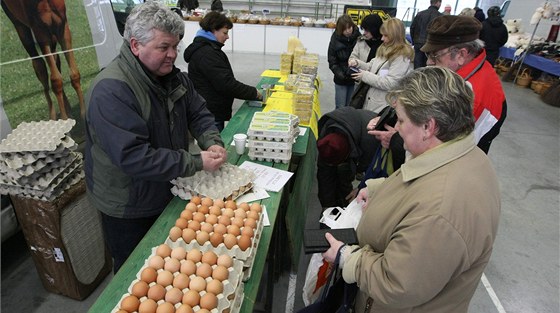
[349, 18, 413, 113]
[323, 67, 501, 313]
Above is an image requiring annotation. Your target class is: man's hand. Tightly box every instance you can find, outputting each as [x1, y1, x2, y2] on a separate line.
[201, 145, 227, 171]
[322, 232, 344, 263]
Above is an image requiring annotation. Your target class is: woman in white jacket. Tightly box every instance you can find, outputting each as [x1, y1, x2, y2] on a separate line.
[349, 18, 414, 113]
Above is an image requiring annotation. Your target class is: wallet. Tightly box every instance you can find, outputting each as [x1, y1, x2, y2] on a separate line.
[303, 228, 358, 254]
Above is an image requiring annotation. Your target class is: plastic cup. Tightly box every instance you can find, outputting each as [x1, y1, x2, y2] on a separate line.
[233, 134, 247, 155]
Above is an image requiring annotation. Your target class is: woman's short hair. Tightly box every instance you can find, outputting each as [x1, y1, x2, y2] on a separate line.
[386, 66, 475, 142]
[200, 11, 233, 32]
[124, 1, 184, 45]
[335, 15, 356, 36]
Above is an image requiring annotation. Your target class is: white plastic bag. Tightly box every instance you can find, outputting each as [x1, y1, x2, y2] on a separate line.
[302, 253, 333, 306]
[319, 198, 363, 230]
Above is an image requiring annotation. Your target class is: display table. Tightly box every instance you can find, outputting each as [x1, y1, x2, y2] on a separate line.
[499, 46, 560, 77]
[88, 73, 318, 313]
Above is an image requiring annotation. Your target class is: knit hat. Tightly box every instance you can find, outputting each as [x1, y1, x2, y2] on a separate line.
[420, 15, 482, 53]
[360, 14, 383, 39]
[317, 132, 350, 165]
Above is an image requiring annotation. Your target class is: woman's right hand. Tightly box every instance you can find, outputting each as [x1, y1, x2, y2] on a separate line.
[348, 58, 358, 67]
[356, 187, 369, 211]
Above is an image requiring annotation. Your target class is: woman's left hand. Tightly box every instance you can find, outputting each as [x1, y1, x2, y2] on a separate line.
[351, 71, 363, 81]
[322, 232, 344, 263]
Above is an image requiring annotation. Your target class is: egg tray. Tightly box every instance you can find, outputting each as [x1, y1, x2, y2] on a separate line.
[165, 209, 264, 263]
[0, 119, 75, 153]
[247, 138, 294, 151]
[0, 139, 76, 170]
[111, 250, 245, 313]
[171, 182, 253, 203]
[0, 151, 77, 180]
[0, 167, 84, 201]
[247, 126, 299, 143]
[0, 155, 82, 189]
[248, 151, 291, 164]
[0, 152, 80, 185]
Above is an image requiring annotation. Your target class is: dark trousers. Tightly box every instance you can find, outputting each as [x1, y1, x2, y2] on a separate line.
[414, 45, 427, 69]
[317, 161, 354, 209]
[100, 212, 159, 273]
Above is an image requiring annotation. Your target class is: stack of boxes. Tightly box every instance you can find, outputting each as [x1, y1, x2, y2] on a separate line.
[247, 111, 300, 164]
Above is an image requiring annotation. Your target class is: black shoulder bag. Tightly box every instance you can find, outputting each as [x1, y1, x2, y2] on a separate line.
[348, 60, 388, 109]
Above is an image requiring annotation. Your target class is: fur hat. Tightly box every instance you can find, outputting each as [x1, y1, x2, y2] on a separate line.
[317, 132, 350, 165]
[420, 15, 482, 53]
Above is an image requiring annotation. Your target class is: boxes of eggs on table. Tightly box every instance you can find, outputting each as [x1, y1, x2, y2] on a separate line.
[292, 87, 315, 124]
[114, 243, 245, 313]
[247, 111, 300, 163]
[170, 164, 255, 201]
[280, 53, 293, 75]
[166, 197, 265, 281]
[299, 53, 319, 76]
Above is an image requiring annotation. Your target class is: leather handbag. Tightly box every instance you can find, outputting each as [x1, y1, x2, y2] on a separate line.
[348, 82, 369, 109]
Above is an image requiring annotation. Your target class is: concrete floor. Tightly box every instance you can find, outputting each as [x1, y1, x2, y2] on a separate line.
[1, 52, 559, 313]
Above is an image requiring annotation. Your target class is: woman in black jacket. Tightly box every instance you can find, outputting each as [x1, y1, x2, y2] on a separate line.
[328, 15, 360, 109]
[184, 12, 261, 131]
[480, 6, 508, 66]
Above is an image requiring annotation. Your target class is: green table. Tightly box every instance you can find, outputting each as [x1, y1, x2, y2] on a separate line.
[89, 76, 318, 313]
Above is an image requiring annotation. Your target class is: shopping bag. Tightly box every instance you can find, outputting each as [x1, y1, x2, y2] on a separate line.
[302, 254, 333, 306]
[319, 198, 363, 230]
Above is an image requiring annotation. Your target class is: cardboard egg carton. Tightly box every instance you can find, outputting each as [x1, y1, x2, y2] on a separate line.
[0, 167, 84, 201]
[0, 154, 82, 189]
[0, 152, 80, 185]
[248, 150, 291, 164]
[0, 119, 75, 154]
[1, 139, 76, 169]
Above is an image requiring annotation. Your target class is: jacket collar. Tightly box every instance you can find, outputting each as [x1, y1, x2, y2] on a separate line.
[457, 49, 487, 80]
[400, 133, 476, 182]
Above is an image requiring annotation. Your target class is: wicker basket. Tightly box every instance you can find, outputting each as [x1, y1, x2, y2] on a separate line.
[515, 68, 532, 87]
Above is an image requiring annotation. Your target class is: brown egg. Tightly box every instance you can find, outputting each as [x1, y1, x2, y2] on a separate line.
[217, 254, 233, 268]
[238, 235, 252, 251]
[209, 232, 223, 247]
[247, 210, 260, 221]
[165, 287, 184, 304]
[192, 212, 206, 223]
[197, 204, 210, 215]
[227, 224, 241, 237]
[244, 217, 257, 229]
[234, 208, 247, 219]
[173, 272, 190, 290]
[180, 209, 193, 221]
[156, 302, 175, 313]
[157, 270, 174, 287]
[223, 233, 237, 249]
[186, 248, 202, 263]
[217, 215, 231, 226]
[181, 228, 196, 244]
[120, 295, 140, 312]
[250, 202, 262, 213]
[201, 251, 218, 266]
[201, 197, 214, 207]
[164, 257, 181, 273]
[169, 226, 182, 241]
[196, 262, 213, 279]
[189, 276, 207, 292]
[175, 218, 188, 229]
[213, 199, 225, 209]
[197, 310, 211, 313]
[206, 279, 224, 295]
[171, 246, 187, 260]
[176, 304, 194, 313]
[182, 289, 200, 307]
[148, 255, 165, 270]
[116, 310, 128, 313]
[212, 265, 229, 281]
[196, 230, 210, 245]
[213, 223, 227, 235]
[191, 196, 202, 205]
[187, 220, 201, 232]
[238, 202, 250, 211]
[225, 200, 237, 210]
[222, 208, 234, 218]
[209, 205, 222, 216]
[131, 280, 150, 298]
[205, 214, 218, 225]
[241, 226, 254, 237]
[155, 244, 172, 258]
[147, 283, 166, 301]
[140, 267, 158, 284]
[138, 298, 158, 313]
[180, 259, 197, 276]
[185, 202, 198, 212]
[200, 222, 214, 234]
[231, 216, 244, 228]
[200, 292, 218, 310]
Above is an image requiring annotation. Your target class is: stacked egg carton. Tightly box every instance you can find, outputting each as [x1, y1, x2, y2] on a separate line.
[300, 53, 319, 75]
[292, 47, 307, 74]
[247, 111, 299, 164]
[0, 119, 83, 201]
[280, 52, 293, 75]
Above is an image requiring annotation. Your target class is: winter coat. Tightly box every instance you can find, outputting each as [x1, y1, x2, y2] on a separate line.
[211, 0, 223, 11]
[177, 0, 198, 11]
[184, 35, 259, 121]
[480, 16, 508, 54]
[410, 6, 442, 46]
[328, 28, 361, 86]
[85, 42, 223, 218]
[350, 36, 383, 63]
[355, 55, 413, 113]
[343, 133, 500, 313]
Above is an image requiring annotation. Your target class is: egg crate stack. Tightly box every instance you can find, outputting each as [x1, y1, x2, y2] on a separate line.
[280, 53, 293, 75]
[112, 245, 245, 313]
[247, 111, 299, 164]
[170, 164, 255, 201]
[292, 47, 307, 74]
[300, 53, 319, 75]
[292, 86, 315, 125]
[164, 197, 265, 281]
[0, 119, 84, 201]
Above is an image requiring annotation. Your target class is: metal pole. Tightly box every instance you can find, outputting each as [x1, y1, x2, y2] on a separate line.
[513, 17, 541, 84]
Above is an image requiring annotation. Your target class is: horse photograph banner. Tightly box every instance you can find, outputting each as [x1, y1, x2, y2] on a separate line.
[343, 5, 397, 26]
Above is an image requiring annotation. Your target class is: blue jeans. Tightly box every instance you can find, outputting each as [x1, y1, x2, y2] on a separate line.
[335, 84, 355, 109]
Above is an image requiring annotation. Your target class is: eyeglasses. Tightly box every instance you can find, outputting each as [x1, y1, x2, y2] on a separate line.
[425, 49, 454, 62]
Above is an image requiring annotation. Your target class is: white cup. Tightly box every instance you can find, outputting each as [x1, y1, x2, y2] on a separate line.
[233, 133, 247, 155]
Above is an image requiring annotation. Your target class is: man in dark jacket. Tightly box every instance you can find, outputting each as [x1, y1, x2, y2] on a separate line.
[410, 0, 442, 68]
[480, 6, 508, 66]
[177, 0, 198, 11]
[184, 12, 261, 131]
[85, 2, 227, 273]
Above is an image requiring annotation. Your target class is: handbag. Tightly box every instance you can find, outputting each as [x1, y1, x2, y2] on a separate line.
[298, 246, 358, 313]
[348, 60, 388, 109]
[357, 146, 391, 189]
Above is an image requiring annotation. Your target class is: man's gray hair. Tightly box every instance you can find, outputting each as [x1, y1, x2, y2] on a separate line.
[450, 39, 485, 58]
[124, 1, 184, 45]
